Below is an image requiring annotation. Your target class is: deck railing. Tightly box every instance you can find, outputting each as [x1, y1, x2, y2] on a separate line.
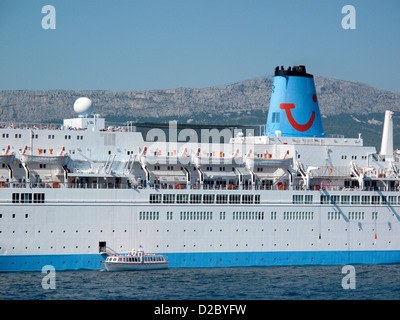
[1, 181, 398, 192]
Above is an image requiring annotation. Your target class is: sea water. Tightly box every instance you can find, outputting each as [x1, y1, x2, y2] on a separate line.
[1, 264, 400, 300]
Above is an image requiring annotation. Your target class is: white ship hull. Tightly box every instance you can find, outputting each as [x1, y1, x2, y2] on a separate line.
[1, 187, 400, 271]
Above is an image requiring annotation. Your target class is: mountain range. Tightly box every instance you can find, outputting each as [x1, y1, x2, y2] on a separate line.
[1, 75, 400, 150]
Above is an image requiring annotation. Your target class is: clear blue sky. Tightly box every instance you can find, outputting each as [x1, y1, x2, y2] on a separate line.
[1, 0, 399, 92]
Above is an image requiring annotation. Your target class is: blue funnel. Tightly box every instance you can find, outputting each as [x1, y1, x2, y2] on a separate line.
[265, 65, 324, 138]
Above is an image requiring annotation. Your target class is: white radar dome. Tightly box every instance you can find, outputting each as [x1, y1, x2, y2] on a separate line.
[74, 97, 93, 116]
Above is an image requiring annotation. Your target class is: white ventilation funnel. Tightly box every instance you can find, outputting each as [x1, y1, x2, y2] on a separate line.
[380, 110, 394, 161]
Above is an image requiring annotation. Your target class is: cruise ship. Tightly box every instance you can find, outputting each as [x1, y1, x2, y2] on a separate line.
[1, 65, 400, 272]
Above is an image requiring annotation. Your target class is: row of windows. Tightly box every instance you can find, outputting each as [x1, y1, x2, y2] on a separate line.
[348, 212, 365, 220]
[108, 256, 164, 263]
[233, 211, 265, 221]
[327, 211, 341, 220]
[139, 211, 159, 220]
[328, 211, 380, 221]
[292, 195, 313, 204]
[1, 210, 378, 223]
[0, 133, 85, 140]
[65, 135, 84, 140]
[284, 211, 314, 220]
[292, 194, 400, 206]
[11, 193, 45, 204]
[1, 133, 22, 138]
[180, 211, 213, 221]
[149, 194, 261, 205]
[321, 195, 396, 205]
[341, 155, 367, 160]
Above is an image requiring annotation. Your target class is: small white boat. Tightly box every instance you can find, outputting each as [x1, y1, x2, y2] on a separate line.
[102, 248, 168, 271]
[19, 146, 69, 164]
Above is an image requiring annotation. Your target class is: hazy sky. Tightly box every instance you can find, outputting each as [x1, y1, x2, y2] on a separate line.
[1, 0, 399, 92]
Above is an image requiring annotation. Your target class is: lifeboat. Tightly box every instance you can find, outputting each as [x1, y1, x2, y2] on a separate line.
[0, 153, 15, 164]
[245, 149, 292, 169]
[0, 145, 15, 164]
[19, 146, 69, 165]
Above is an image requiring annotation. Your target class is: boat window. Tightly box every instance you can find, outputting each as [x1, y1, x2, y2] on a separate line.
[292, 195, 303, 205]
[149, 194, 162, 204]
[190, 194, 202, 204]
[176, 194, 189, 204]
[203, 194, 215, 204]
[163, 194, 175, 204]
[229, 194, 240, 204]
[216, 194, 228, 204]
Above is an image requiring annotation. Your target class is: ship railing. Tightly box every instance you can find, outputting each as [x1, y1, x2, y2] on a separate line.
[1, 181, 399, 192]
[0, 122, 132, 132]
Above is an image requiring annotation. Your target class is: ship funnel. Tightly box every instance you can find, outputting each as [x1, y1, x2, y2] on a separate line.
[380, 110, 394, 161]
[265, 65, 324, 137]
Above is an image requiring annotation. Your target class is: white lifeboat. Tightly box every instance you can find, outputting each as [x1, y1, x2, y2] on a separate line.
[19, 146, 69, 165]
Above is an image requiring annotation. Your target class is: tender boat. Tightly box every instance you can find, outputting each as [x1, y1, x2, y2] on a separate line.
[102, 248, 168, 271]
[18, 146, 69, 165]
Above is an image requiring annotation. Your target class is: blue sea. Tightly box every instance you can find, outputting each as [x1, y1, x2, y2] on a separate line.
[1, 264, 400, 301]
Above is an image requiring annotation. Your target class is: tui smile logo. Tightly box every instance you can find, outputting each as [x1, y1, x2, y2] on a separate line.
[280, 103, 315, 132]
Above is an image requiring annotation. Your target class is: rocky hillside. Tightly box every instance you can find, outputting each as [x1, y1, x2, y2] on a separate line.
[1, 75, 400, 149]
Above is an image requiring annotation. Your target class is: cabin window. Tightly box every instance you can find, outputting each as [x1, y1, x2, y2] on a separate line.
[388, 196, 397, 205]
[330, 195, 339, 204]
[163, 194, 175, 204]
[216, 195, 228, 204]
[341, 195, 350, 205]
[176, 194, 188, 204]
[371, 196, 380, 205]
[292, 195, 304, 205]
[305, 195, 313, 204]
[149, 194, 162, 203]
[242, 195, 254, 204]
[351, 196, 360, 205]
[229, 194, 240, 204]
[203, 194, 215, 204]
[190, 194, 202, 204]
[167, 211, 173, 220]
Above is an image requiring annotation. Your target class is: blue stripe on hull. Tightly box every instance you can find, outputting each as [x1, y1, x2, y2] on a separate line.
[1, 251, 400, 272]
